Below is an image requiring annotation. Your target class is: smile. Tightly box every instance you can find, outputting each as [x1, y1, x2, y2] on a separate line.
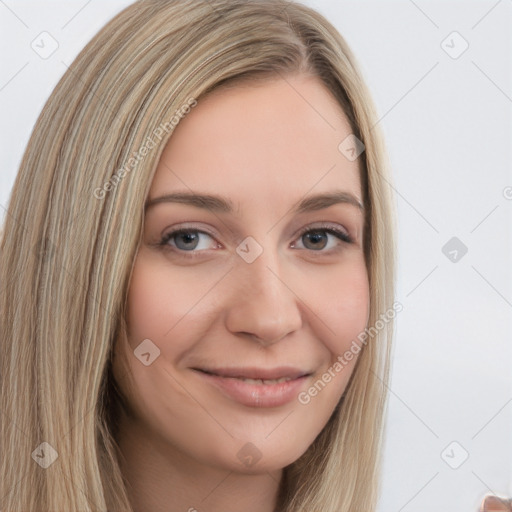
[192, 366, 312, 408]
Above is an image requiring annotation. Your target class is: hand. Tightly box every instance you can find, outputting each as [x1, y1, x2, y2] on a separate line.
[480, 495, 512, 511]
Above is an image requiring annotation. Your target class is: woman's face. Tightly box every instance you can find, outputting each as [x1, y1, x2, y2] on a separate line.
[113, 73, 369, 473]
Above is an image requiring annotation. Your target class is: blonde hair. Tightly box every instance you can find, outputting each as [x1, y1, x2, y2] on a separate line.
[0, 1, 396, 510]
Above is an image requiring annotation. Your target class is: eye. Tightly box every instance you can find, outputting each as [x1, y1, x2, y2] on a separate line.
[159, 228, 218, 253]
[158, 222, 353, 257]
[292, 223, 353, 252]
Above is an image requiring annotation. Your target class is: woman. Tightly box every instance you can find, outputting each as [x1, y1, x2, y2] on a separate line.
[0, 1, 396, 510]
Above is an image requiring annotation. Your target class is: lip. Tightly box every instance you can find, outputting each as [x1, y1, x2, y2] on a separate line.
[192, 366, 312, 408]
[195, 366, 310, 380]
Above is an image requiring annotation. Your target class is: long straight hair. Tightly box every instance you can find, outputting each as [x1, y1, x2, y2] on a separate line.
[0, 1, 396, 510]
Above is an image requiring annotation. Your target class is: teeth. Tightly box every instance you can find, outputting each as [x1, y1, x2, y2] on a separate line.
[236, 376, 292, 384]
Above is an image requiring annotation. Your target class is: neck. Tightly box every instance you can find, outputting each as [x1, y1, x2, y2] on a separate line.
[115, 411, 282, 512]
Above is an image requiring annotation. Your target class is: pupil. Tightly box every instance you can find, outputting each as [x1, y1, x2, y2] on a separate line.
[177, 232, 198, 250]
[305, 231, 326, 250]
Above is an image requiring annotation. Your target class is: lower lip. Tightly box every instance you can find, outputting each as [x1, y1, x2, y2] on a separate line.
[194, 370, 310, 408]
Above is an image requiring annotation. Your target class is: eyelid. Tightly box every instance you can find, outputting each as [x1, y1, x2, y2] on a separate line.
[158, 224, 220, 251]
[294, 222, 352, 243]
[158, 221, 354, 256]
[158, 222, 218, 240]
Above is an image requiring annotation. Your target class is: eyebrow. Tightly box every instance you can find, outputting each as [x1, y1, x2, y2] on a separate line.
[145, 189, 364, 215]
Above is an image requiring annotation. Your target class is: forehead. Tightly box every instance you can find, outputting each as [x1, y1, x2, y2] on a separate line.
[149, 74, 363, 210]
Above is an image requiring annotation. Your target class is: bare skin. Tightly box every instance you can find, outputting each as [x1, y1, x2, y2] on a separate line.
[480, 495, 512, 512]
[112, 73, 369, 512]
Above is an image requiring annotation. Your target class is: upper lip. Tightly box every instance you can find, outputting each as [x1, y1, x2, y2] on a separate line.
[193, 366, 311, 380]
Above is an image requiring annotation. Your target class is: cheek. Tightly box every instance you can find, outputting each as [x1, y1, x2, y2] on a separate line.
[124, 251, 216, 355]
[113, 254, 220, 436]
[293, 258, 369, 434]
[309, 257, 370, 357]
[126, 249, 370, 364]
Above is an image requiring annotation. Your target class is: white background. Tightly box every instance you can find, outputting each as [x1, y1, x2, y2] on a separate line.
[1, 1, 511, 511]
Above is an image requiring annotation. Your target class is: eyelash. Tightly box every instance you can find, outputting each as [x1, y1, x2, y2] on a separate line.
[157, 223, 353, 259]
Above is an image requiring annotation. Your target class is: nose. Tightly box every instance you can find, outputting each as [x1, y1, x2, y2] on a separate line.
[224, 245, 303, 347]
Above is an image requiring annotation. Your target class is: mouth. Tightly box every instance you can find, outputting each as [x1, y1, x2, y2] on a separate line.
[191, 366, 313, 408]
[194, 366, 311, 382]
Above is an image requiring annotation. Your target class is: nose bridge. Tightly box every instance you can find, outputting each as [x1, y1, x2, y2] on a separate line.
[239, 244, 285, 302]
[225, 237, 303, 344]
